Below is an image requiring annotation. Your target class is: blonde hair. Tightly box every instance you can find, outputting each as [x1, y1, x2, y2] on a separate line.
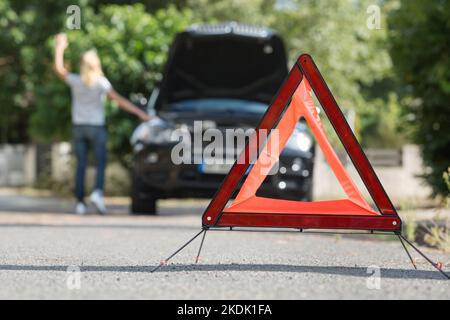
[80, 50, 104, 87]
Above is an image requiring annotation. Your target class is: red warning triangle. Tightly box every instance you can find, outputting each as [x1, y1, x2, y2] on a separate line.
[202, 54, 402, 232]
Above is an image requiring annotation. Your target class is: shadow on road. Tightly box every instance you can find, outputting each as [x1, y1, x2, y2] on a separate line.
[0, 264, 445, 281]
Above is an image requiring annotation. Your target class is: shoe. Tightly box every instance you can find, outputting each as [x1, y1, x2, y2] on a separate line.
[75, 202, 87, 216]
[90, 190, 107, 215]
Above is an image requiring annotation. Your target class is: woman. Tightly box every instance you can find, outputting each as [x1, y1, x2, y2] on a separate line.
[54, 33, 151, 215]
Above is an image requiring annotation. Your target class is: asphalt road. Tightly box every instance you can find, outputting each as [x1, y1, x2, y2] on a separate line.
[0, 192, 449, 300]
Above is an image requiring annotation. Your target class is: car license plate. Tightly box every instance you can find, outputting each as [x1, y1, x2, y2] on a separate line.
[199, 162, 234, 174]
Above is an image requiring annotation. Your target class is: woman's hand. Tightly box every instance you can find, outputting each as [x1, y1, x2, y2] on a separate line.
[138, 112, 152, 122]
[55, 33, 69, 51]
[54, 33, 69, 79]
[107, 89, 153, 122]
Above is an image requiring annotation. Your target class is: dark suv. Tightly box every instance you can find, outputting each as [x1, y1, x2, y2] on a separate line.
[130, 23, 315, 214]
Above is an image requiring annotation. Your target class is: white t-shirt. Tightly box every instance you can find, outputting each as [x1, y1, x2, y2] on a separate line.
[65, 73, 113, 126]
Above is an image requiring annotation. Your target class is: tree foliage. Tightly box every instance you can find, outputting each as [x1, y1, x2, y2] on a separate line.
[0, 0, 88, 143]
[187, 0, 405, 147]
[29, 4, 192, 168]
[388, 0, 450, 195]
[1, 0, 416, 172]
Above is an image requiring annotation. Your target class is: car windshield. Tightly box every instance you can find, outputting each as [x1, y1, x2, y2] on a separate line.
[166, 99, 268, 114]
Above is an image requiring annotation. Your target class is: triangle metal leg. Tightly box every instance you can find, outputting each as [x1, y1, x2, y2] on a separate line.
[400, 235, 449, 280]
[195, 230, 208, 264]
[151, 229, 206, 273]
[398, 235, 417, 270]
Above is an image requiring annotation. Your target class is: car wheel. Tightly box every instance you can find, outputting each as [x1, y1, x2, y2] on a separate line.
[131, 176, 158, 215]
[131, 195, 157, 215]
[302, 188, 313, 202]
[302, 178, 314, 202]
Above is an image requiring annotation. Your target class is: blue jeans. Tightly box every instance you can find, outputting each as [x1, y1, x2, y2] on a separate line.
[73, 125, 108, 202]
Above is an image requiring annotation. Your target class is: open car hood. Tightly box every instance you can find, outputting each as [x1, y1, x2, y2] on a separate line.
[155, 23, 289, 110]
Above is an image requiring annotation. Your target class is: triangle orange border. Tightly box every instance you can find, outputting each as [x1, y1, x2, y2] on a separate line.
[225, 78, 377, 216]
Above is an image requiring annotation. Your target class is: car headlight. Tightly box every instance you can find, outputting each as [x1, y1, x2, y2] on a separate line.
[295, 131, 313, 152]
[286, 130, 313, 153]
[130, 118, 175, 147]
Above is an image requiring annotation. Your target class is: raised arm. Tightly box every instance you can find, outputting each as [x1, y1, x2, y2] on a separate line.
[107, 89, 151, 122]
[54, 33, 69, 80]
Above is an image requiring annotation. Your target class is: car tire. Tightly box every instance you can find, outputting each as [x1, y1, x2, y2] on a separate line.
[302, 187, 313, 202]
[131, 195, 157, 215]
[131, 176, 158, 215]
[302, 178, 314, 202]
